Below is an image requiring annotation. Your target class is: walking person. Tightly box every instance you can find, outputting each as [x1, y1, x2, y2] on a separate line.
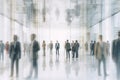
[49, 41, 53, 55]
[71, 41, 75, 58]
[94, 35, 108, 77]
[65, 40, 71, 59]
[5, 41, 9, 55]
[74, 40, 80, 58]
[42, 40, 46, 56]
[9, 35, 21, 77]
[90, 41, 94, 55]
[27, 34, 40, 79]
[112, 31, 120, 80]
[0, 40, 4, 61]
[55, 41, 60, 56]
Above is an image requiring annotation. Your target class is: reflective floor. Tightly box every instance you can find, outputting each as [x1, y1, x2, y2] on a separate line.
[0, 49, 117, 80]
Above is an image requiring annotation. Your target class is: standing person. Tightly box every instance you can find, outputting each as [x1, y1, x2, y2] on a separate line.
[9, 35, 21, 77]
[90, 41, 94, 55]
[71, 41, 75, 58]
[49, 41, 53, 55]
[85, 42, 88, 52]
[94, 35, 108, 77]
[42, 40, 46, 56]
[65, 40, 71, 59]
[74, 40, 80, 58]
[112, 31, 120, 80]
[5, 41, 9, 54]
[27, 34, 40, 79]
[106, 41, 110, 55]
[55, 41, 60, 56]
[0, 40, 4, 61]
[93, 41, 96, 55]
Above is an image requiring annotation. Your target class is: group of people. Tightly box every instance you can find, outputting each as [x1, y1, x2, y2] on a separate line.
[0, 34, 40, 78]
[65, 40, 80, 59]
[38, 40, 80, 60]
[0, 32, 120, 80]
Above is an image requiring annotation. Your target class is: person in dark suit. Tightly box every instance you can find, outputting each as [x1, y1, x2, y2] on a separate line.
[74, 40, 80, 58]
[55, 41, 60, 56]
[112, 31, 120, 80]
[9, 35, 21, 77]
[28, 34, 40, 78]
[65, 40, 71, 59]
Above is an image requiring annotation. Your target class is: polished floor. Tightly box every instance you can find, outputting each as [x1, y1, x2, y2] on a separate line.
[0, 49, 117, 80]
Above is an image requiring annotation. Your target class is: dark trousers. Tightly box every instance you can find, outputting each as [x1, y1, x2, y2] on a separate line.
[66, 50, 70, 59]
[11, 59, 19, 77]
[29, 59, 38, 78]
[98, 56, 107, 75]
[72, 51, 75, 58]
[56, 49, 59, 55]
[76, 50, 79, 58]
[115, 62, 120, 80]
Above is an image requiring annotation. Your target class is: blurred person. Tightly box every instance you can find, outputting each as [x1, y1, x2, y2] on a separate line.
[55, 41, 60, 56]
[71, 41, 75, 58]
[42, 40, 46, 56]
[85, 42, 88, 52]
[9, 35, 21, 77]
[0, 40, 4, 61]
[65, 40, 71, 59]
[106, 41, 110, 55]
[49, 41, 53, 55]
[27, 34, 40, 79]
[90, 40, 94, 55]
[74, 40, 80, 58]
[93, 41, 96, 55]
[94, 35, 108, 77]
[5, 41, 9, 55]
[112, 31, 120, 80]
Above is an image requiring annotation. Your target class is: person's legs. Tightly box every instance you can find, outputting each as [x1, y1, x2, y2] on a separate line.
[98, 59, 101, 76]
[103, 58, 107, 76]
[34, 59, 38, 78]
[76, 50, 78, 58]
[72, 51, 74, 58]
[16, 59, 19, 77]
[10, 59, 15, 77]
[116, 63, 120, 80]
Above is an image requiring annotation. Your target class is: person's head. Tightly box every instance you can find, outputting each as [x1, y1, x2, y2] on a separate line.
[13, 35, 18, 41]
[31, 34, 36, 41]
[75, 40, 78, 43]
[99, 35, 103, 41]
[67, 40, 69, 42]
[118, 31, 120, 38]
[91, 40, 93, 42]
[43, 40, 45, 43]
[56, 40, 58, 43]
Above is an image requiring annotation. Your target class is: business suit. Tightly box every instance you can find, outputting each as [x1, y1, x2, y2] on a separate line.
[94, 42, 108, 76]
[29, 40, 40, 78]
[74, 42, 79, 58]
[55, 43, 60, 55]
[112, 38, 120, 79]
[9, 41, 21, 77]
[65, 42, 71, 59]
